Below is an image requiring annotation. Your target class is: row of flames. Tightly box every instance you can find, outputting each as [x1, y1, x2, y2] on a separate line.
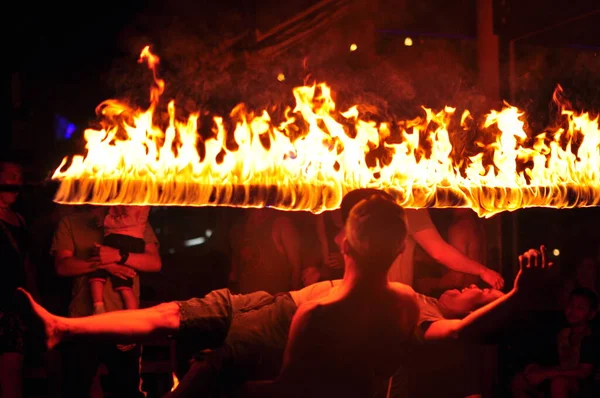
[52, 46, 600, 218]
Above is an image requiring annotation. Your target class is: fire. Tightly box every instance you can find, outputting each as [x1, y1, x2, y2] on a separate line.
[52, 46, 600, 218]
[171, 372, 179, 392]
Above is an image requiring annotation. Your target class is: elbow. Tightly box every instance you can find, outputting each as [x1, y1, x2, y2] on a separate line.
[150, 257, 162, 272]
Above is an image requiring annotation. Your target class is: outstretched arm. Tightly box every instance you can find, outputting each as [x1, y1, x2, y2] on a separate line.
[424, 246, 552, 341]
[413, 227, 503, 289]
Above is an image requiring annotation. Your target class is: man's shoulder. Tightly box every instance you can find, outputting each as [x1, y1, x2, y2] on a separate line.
[389, 281, 417, 298]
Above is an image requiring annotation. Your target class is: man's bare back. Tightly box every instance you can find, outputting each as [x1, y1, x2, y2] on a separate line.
[273, 282, 419, 397]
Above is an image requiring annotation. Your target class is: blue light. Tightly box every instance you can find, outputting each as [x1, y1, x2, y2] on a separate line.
[54, 114, 77, 140]
[65, 123, 76, 139]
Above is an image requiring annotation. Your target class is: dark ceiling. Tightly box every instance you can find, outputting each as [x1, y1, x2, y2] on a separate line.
[494, 0, 600, 47]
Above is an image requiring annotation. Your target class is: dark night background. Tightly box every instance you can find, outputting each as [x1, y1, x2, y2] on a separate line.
[3, 1, 600, 396]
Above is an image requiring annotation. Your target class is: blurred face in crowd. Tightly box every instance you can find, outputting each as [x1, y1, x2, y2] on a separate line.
[0, 162, 23, 207]
[565, 295, 596, 326]
[439, 284, 504, 317]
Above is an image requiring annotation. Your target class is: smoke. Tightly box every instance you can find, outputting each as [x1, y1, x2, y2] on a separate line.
[106, 1, 479, 120]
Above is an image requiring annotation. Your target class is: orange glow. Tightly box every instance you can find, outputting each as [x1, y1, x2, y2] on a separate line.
[52, 47, 600, 218]
[171, 372, 179, 392]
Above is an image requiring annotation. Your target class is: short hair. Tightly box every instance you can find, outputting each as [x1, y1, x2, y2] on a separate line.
[340, 188, 396, 224]
[570, 287, 599, 311]
[345, 194, 407, 272]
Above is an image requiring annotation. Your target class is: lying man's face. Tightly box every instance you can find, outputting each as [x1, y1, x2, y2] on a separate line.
[438, 285, 504, 318]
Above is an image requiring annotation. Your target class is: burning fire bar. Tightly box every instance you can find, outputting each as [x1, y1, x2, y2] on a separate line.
[50, 47, 600, 218]
[52, 179, 600, 217]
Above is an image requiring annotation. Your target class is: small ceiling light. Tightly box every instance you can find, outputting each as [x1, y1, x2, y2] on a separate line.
[553, 248, 560, 256]
[404, 37, 413, 47]
[349, 43, 358, 52]
[277, 73, 285, 82]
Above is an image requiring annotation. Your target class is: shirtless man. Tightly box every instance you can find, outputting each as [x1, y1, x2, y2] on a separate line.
[240, 194, 420, 397]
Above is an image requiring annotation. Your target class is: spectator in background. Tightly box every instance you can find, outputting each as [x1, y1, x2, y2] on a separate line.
[229, 208, 303, 294]
[415, 208, 483, 296]
[559, 253, 599, 310]
[52, 206, 161, 398]
[309, 201, 502, 290]
[512, 287, 600, 398]
[308, 210, 344, 284]
[29, 202, 74, 398]
[0, 156, 38, 398]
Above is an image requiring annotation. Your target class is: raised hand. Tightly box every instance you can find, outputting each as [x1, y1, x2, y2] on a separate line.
[514, 245, 553, 294]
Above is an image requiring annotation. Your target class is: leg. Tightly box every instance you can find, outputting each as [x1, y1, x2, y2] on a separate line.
[89, 269, 110, 314]
[16, 288, 180, 349]
[111, 275, 137, 310]
[165, 357, 219, 398]
[43, 349, 63, 398]
[89, 280, 106, 314]
[549, 377, 578, 398]
[0, 353, 24, 398]
[0, 311, 25, 398]
[102, 344, 145, 398]
[62, 342, 101, 398]
[511, 372, 535, 398]
[118, 288, 138, 310]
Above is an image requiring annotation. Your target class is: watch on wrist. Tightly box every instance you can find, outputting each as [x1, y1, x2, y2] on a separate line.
[119, 249, 130, 265]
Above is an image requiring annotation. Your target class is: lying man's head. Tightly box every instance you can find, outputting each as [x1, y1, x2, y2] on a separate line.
[342, 192, 407, 273]
[438, 285, 504, 318]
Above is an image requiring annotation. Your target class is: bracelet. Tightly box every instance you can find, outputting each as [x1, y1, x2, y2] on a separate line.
[119, 250, 130, 265]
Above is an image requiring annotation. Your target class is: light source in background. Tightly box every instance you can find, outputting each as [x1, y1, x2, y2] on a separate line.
[349, 43, 358, 51]
[183, 229, 213, 247]
[553, 248, 560, 256]
[54, 114, 76, 140]
[184, 236, 206, 247]
[277, 73, 285, 82]
[404, 37, 413, 47]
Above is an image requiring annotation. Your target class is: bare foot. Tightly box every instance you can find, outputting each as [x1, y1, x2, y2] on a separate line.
[15, 288, 63, 350]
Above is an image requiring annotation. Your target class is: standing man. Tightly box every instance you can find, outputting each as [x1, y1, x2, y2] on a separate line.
[52, 206, 161, 398]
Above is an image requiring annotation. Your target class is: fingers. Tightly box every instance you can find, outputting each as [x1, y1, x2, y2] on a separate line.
[518, 255, 523, 269]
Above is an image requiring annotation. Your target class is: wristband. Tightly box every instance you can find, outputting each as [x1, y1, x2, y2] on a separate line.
[119, 249, 130, 265]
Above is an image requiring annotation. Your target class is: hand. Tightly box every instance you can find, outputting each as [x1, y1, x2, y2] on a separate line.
[302, 266, 321, 286]
[480, 268, 504, 289]
[514, 245, 553, 294]
[89, 243, 121, 266]
[97, 264, 136, 280]
[325, 253, 344, 269]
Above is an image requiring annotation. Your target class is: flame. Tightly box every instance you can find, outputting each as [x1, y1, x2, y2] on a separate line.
[52, 47, 600, 218]
[171, 372, 179, 392]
